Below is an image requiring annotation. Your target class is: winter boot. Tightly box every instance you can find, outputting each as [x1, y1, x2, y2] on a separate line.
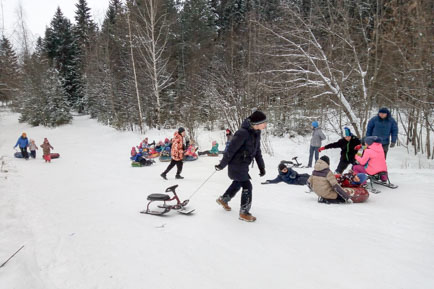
[239, 212, 256, 222]
[216, 197, 231, 211]
[160, 173, 167, 180]
[175, 175, 184, 179]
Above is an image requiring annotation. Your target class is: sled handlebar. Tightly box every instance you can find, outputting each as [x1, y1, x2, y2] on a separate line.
[165, 184, 179, 193]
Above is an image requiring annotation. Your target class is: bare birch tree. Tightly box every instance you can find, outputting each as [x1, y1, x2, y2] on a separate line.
[256, 1, 387, 137]
[130, 0, 173, 128]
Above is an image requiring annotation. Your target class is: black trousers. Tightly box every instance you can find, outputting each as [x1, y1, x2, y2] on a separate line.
[382, 144, 389, 159]
[336, 159, 352, 174]
[30, 150, 36, 158]
[162, 159, 183, 176]
[20, 147, 29, 159]
[221, 180, 253, 214]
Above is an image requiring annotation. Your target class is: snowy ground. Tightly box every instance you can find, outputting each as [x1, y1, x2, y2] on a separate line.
[1, 109, 434, 289]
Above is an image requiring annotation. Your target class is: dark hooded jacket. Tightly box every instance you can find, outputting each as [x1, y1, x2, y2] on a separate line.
[366, 108, 398, 145]
[267, 167, 309, 185]
[218, 118, 265, 182]
[324, 136, 361, 163]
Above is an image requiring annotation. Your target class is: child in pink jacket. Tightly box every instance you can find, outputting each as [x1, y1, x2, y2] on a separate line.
[353, 136, 388, 180]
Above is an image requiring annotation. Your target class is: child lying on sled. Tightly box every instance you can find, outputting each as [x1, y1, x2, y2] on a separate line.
[261, 163, 310, 185]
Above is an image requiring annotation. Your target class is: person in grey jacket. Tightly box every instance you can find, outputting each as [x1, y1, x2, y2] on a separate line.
[307, 121, 326, 168]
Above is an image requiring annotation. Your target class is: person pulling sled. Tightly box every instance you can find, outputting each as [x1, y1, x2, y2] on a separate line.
[215, 111, 267, 222]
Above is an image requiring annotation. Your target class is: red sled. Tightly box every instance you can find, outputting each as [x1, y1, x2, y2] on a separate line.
[345, 187, 369, 203]
[50, 153, 60, 159]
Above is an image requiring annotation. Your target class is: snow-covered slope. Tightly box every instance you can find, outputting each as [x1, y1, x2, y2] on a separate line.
[1, 110, 433, 289]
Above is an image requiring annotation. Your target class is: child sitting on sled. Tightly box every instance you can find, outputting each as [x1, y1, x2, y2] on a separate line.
[262, 163, 310, 185]
[131, 147, 137, 160]
[155, 141, 165, 153]
[352, 136, 388, 181]
[184, 142, 199, 161]
[336, 171, 368, 187]
[198, 141, 219, 156]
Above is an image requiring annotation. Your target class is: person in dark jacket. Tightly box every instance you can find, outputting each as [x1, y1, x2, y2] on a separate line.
[318, 127, 361, 174]
[215, 111, 267, 222]
[14, 132, 29, 160]
[262, 163, 309, 185]
[366, 107, 398, 158]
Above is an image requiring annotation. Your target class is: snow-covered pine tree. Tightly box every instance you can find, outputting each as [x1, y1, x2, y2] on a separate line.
[44, 68, 72, 126]
[73, 0, 97, 113]
[0, 36, 20, 104]
[45, 7, 84, 112]
[18, 38, 49, 126]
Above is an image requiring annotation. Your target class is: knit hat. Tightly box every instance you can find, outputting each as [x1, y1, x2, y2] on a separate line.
[352, 173, 368, 185]
[178, 127, 185, 134]
[278, 163, 287, 171]
[312, 121, 318, 128]
[344, 127, 352, 137]
[320, 155, 330, 166]
[378, 107, 389, 114]
[364, 136, 380, 146]
[249, 111, 267, 125]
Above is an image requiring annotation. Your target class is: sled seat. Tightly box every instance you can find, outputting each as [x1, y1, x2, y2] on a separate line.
[368, 171, 389, 185]
[147, 193, 171, 201]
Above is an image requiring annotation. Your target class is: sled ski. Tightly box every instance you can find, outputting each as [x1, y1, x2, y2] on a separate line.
[141, 185, 194, 216]
[368, 187, 382, 194]
[371, 179, 398, 189]
[367, 172, 398, 193]
[178, 208, 195, 215]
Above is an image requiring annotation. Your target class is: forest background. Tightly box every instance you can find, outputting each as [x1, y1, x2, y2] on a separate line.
[0, 0, 432, 158]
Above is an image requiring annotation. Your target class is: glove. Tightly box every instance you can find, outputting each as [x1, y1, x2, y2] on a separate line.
[390, 143, 396, 148]
[318, 147, 325, 152]
[261, 181, 270, 185]
[354, 144, 362, 151]
[215, 164, 223, 171]
[259, 168, 266, 177]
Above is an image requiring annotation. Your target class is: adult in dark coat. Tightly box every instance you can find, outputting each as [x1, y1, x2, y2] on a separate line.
[366, 107, 398, 158]
[318, 127, 361, 174]
[215, 111, 267, 222]
[262, 163, 309, 185]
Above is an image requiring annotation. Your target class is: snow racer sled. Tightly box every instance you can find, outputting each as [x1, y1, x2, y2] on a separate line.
[140, 184, 195, 216]
[367, 172, 398, 194]
[281, 157, 305, 168]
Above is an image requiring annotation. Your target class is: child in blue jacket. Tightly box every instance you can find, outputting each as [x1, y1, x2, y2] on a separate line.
[14, 132, 29, 159]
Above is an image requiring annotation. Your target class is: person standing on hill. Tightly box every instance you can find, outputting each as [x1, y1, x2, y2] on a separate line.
[40, 138, 54, 163]
[318, 127, 361, 174]
[215, 111, 267, 222]
[307, 121, 326, 168]
[161, 127, 186, 180]
[366, 107, 398, 158]
[14, 132, 29, 160]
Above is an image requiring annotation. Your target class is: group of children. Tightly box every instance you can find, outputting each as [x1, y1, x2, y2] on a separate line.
[13, 132, 55, 162]
[302, 108, 398, 204]
[130, 128, 234, 166]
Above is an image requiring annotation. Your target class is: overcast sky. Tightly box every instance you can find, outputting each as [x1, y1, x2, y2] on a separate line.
[1, 0, 109, 50]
